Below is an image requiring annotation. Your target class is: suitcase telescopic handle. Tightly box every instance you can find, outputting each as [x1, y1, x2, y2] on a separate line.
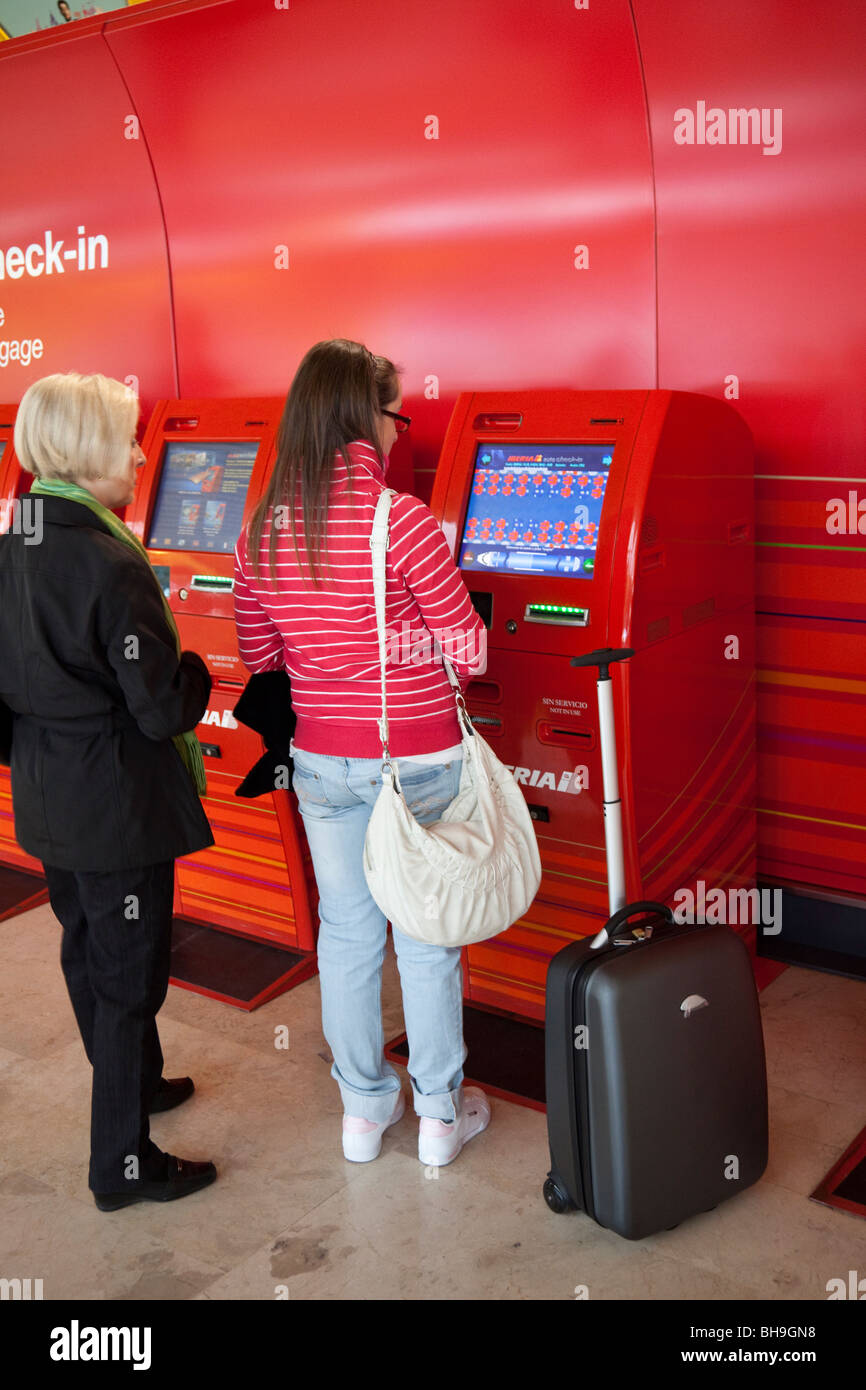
[570, 648, 634, 917]
[591, 900, 674, 951]
[570, 647, 634, 678]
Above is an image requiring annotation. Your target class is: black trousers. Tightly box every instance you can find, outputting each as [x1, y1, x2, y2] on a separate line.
[43, 860, 175, 1192]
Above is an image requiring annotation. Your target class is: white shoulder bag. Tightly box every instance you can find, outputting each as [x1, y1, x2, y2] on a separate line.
[362, 489, 542, 947]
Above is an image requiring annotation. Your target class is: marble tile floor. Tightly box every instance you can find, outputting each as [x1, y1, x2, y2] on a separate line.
[1, 901, 864, 1302]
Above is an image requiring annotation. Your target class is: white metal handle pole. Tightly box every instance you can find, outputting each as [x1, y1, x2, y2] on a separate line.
[597, 673, 627, 918]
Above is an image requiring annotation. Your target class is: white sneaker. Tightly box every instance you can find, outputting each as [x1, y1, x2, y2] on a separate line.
[342, 1089, 405, 1163]
[418, 1086, 491, 1168]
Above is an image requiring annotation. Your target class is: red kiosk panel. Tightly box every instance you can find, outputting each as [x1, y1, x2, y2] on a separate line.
[0, 408, 42, 879]
[128, 398, 317, 954]
[432, 389, 756, 1021]
[0, 405, 33, 521]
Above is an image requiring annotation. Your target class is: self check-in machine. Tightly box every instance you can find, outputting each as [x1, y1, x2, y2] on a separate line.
[0, 404, 30, 521]
[126, 399, 318, 973]
[431, 390, 756, 1022]
[0, 407, 45, 890]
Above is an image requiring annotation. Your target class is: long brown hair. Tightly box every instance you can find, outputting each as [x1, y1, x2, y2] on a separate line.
[247, 339, 400, 586]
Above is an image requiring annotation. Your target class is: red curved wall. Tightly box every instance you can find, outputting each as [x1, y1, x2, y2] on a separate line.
[2, 0, 864, 904]
[633, 0, 866, 896]
[0, 14, 177, 404]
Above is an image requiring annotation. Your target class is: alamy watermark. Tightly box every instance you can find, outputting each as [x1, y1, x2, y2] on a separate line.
[826, 1270, 865, 1299]
[0, 496, 42, 544]
[826, 491, 866, 534]
[673, 880, 782, 935]
[381, 622, 487, 671]
[50, 1322, 151, 1369]
[0, 1276, 43, 1299]
[674, 102, 782, 156]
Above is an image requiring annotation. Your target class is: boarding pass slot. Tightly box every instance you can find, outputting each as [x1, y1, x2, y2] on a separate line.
[525, 604, 589, 626]
[472, 413, 523, 431]
[191, 574, 235, 592]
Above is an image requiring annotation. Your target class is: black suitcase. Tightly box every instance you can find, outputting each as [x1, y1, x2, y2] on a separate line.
[543, 649, 768, 1240]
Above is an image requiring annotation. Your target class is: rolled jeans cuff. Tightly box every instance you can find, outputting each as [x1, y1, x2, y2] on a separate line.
[409, 1078, 464, 1123]
[335, 1068, 402, 1123]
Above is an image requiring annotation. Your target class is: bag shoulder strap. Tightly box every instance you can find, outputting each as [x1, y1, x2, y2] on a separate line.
[370, 488, 395, 761]
[369, 489, 474, 767]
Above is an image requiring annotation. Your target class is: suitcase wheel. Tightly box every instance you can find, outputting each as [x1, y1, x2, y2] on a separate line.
[543, 1177, 573, 1214]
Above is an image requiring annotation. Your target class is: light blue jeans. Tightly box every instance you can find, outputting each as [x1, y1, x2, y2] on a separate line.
[292, 748, 467, 1123]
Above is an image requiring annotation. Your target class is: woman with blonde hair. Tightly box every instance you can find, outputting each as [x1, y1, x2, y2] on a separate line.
[0, 372, 217, 1210]
[235, 339, 491, 1166]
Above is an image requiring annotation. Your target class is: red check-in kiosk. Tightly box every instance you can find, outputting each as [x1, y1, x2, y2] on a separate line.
[0, 405, 32, 525]
[0, 408, 47, 901]
[126, 399, 320, 981]
[431, 390, 756, 1023]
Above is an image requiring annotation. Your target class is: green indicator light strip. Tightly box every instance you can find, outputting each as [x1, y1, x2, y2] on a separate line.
[530, 605, 586, 614]
[192, 575, 233, 588]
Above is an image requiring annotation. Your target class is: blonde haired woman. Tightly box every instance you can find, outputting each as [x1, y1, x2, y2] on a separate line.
[0, 372, 217, 1210]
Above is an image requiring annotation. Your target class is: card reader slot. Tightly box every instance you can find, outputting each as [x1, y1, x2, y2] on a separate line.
[537, 720, 596, 750]
[469, 714, 502, 735]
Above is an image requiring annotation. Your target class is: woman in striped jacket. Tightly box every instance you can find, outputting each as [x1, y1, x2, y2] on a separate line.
[234, 339, 490, 1167]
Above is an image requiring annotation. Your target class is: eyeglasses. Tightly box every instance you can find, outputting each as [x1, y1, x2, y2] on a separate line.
[381, 409, 412, 434]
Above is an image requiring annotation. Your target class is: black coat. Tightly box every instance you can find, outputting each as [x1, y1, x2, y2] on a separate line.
[0, 494, 214, 871]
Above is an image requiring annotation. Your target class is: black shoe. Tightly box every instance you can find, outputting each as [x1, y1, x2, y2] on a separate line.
[93, 1155, 217, 1211]
[149, 1076, 195, 1114]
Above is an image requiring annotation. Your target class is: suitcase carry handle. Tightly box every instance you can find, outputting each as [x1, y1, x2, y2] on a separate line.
[591, 900, 673, 950]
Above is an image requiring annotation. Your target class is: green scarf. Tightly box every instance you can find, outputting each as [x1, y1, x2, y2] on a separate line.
[31, 477, 207, 796]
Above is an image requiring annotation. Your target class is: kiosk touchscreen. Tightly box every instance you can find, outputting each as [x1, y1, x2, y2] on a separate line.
[431, 390, 756, 1022]
[146, 441, 258, 555]
[457, 442, 611, 580]
[127, 400, 317, 987]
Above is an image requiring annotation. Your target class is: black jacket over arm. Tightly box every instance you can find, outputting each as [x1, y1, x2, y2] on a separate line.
[0, 494, 214, 871]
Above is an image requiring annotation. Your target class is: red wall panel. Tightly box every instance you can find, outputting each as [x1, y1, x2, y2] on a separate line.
[2, 0, 865, 914]
[0, 22, 177, 418]
[103, 0, 655, 492]
[631, 0, 866, 895]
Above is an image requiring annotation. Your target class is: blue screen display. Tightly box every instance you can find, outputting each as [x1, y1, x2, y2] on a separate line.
[457, 443, 613, 578]
[147, 441, 259, 552]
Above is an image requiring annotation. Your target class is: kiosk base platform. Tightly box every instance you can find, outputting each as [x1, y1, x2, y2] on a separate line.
[811, 1123, 866, 1224]
[386, 1002, 546, 1112]
[169, 916, 317, 1011]
[0, 867, 48, 922]
[756, 884, 866, 983]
